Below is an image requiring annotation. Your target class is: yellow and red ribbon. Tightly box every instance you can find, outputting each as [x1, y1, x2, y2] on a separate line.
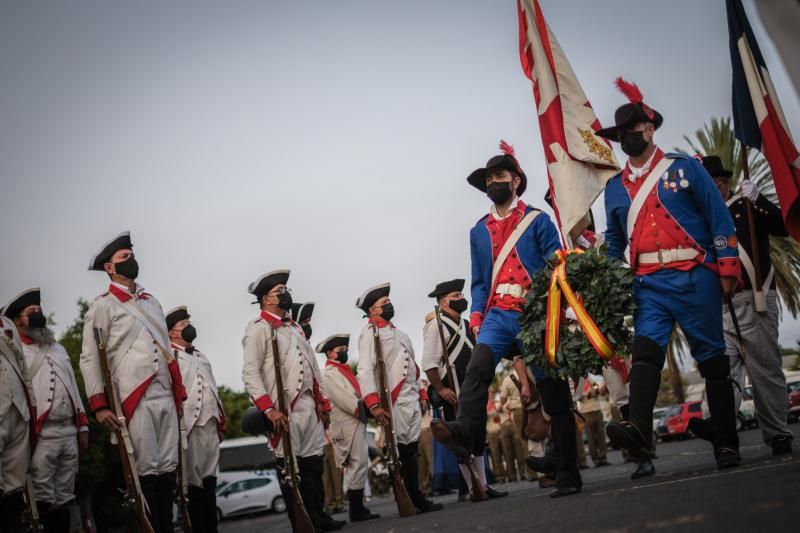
[544, 249, 615, 368]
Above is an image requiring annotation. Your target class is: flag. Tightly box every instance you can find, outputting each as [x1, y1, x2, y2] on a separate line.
[516, 0, 619, 247]
[728, 0, 800, 240]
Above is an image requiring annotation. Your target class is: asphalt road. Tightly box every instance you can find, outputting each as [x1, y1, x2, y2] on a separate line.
[219, 425, 800, 532]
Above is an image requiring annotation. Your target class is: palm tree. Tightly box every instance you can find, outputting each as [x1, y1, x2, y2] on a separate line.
[679, 116, 800, 317]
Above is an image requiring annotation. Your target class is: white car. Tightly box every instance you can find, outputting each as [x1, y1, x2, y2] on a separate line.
[216, 471, 285, 520]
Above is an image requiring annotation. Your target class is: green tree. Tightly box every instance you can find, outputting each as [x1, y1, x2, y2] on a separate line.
[217, 386, 252, 439]
[679, 116, 800, 317]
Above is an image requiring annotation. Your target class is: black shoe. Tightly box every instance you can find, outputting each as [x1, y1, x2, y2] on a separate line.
[318, 517, 347, 531]
[631, 459, 655, 480]
[606, 421, 648, 451]
[715, 447, 741, 469]
[430, 420, 471, 462]
[525, 455, 555, 475]
[771, 436, 793, 456]
[549, 485, 581, 498]
[350, 508, 380, 522]
[594, 460, 611, 467]
[485, 486, 508, 499]
[688, 417, 715, 442]
[578, 464, 589, 470]
[415, 497, 444, 513]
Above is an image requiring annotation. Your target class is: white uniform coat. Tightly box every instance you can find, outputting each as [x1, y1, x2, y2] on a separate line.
[323, 360, 368, 490]
[0, 316, 33, 493]
[241, 311, 327, 458]
[357, 320, 424, 445]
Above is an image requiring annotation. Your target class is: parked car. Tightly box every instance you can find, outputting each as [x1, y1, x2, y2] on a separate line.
[667, 401, 704, 439]
[653, 407, 670, 441]
[739, 386, 758, 429]
[788, 378, 800, 423]
[216, 471, 285, 521]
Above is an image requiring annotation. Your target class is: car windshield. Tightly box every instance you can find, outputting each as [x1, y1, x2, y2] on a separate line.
[667, 406, 682, 417]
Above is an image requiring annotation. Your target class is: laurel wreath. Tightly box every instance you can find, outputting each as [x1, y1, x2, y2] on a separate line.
[518, 249, 635, 380]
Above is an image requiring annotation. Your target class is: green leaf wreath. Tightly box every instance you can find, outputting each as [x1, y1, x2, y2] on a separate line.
[518, 249, 635, 380]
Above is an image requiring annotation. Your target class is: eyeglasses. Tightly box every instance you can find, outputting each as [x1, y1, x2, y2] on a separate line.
[268, 287, 292, 297]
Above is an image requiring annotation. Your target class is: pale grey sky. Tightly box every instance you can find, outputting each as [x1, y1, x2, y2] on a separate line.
[2, 0, 799, 388]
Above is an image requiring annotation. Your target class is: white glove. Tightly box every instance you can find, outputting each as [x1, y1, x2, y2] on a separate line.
[741, 179, 759, 201]
[565, 307, 578, 321]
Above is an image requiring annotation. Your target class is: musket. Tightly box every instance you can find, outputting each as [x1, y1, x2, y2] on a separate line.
[93, 328, 154, 533]
[269, 325, 315, 533]
[172, 350, 193, 533]
[371, 321, 417, 517]
[433, 306, 484, 500]
[22, 478, 43, 532]
[726, 294, 747, 361]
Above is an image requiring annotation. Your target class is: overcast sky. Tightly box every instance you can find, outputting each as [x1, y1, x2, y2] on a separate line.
[2, 0, 799, 389]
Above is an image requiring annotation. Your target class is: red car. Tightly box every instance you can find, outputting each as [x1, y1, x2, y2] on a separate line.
[666, 401, 705, 439]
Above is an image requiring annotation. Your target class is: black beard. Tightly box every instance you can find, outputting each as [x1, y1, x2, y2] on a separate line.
[25, 327, 56, 346]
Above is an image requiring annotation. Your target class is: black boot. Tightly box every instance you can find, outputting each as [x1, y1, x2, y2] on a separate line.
[37, 501, 53, 532]
[140, 475, 160, 531]
[539, 379, 582, 498]
[202, 476, 218, 533]
[155, 472, 177, 533]
[398, 442, 443, 513]
[699, 356, 740, 469]
[606, 337, 663, 480]
[187, 485, 205, 533]
[348, 489, 379, 522]
[432, 344, 495, 460]
[1, 489, 27, 533]
[298, 456, 344, 532]
[45, 506, 71, 533]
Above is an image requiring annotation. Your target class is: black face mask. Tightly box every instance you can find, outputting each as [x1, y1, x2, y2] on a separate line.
[448, 298, 469, 314]
[302, 324, 312, 340]
[27, 311, 47, 330]
[486, 181, 514, 205]
[380, 303, 395, 321]
[181, 324, 197, 344]
[336, 351, 349, 364]
[620, 131, 649, 157]
[277, 292, 293, 310]
[113, 256, 139, 280]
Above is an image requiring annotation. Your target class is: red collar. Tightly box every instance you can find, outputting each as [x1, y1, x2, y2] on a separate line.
[20, 333, 33, 345]
[487, 199, 526, 225]
[325, 359, 351, 371]
[260, 310, 286, 328]
[368, 317, 393, 329]
[108, 284, 150, 303]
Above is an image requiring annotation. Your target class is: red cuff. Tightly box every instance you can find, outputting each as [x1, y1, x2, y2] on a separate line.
[253, 394, 274, 412]
[469, 312, 483, 330]
[363, 393, 380, 409]
[78, 412, 90, 427]
[419, 388, 429, 402]
[319, 398, 332, 413]
[89, 393, 109, 413]
[717, 257, 742, 279]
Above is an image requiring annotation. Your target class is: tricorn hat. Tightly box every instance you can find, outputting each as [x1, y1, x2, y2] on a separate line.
[88, 231, 133, 271]
[700, 155, 733, 180]
[596, 78, 663, 142]
[291, 302, 315, 323]
[2, 288, 41, 318]
[427, 279, 465, 299]
[467, 140, 528, 196]
[315, 334, 350, 354]
[356, 282, 390, 313]
[248, 269, 290, 303]
[165, 306, 190, 331]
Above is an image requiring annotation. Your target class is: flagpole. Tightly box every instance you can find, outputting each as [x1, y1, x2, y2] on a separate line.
[740, 143, 762, 288]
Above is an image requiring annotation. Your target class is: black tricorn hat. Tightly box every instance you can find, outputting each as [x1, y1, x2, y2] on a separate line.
[315, 334, 350, 354]
[165, 306, 190, 331]
[291, 302, 315, 323]
[356, 282, 390, 313]
[88, 231, 133, 271]
[467, 140, 528, 196]
[248, 269, 290, 303]
[427, 279, 465, 299]
[596, 78, 663, 142]
[701, 155, 733, 180]
[2, 288, 41, 318]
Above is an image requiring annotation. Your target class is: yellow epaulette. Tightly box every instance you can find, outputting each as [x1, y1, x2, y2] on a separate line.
[424, 311, 436, 325]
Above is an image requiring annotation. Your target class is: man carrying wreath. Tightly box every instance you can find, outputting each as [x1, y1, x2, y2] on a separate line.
[431, 141, 582, 498]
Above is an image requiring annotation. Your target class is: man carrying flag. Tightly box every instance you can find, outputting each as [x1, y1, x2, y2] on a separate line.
[727, 0, 800, 241]
[599, 79, 743, 477]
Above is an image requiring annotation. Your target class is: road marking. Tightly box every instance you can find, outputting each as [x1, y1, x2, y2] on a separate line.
[590, 457, 799, 496]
